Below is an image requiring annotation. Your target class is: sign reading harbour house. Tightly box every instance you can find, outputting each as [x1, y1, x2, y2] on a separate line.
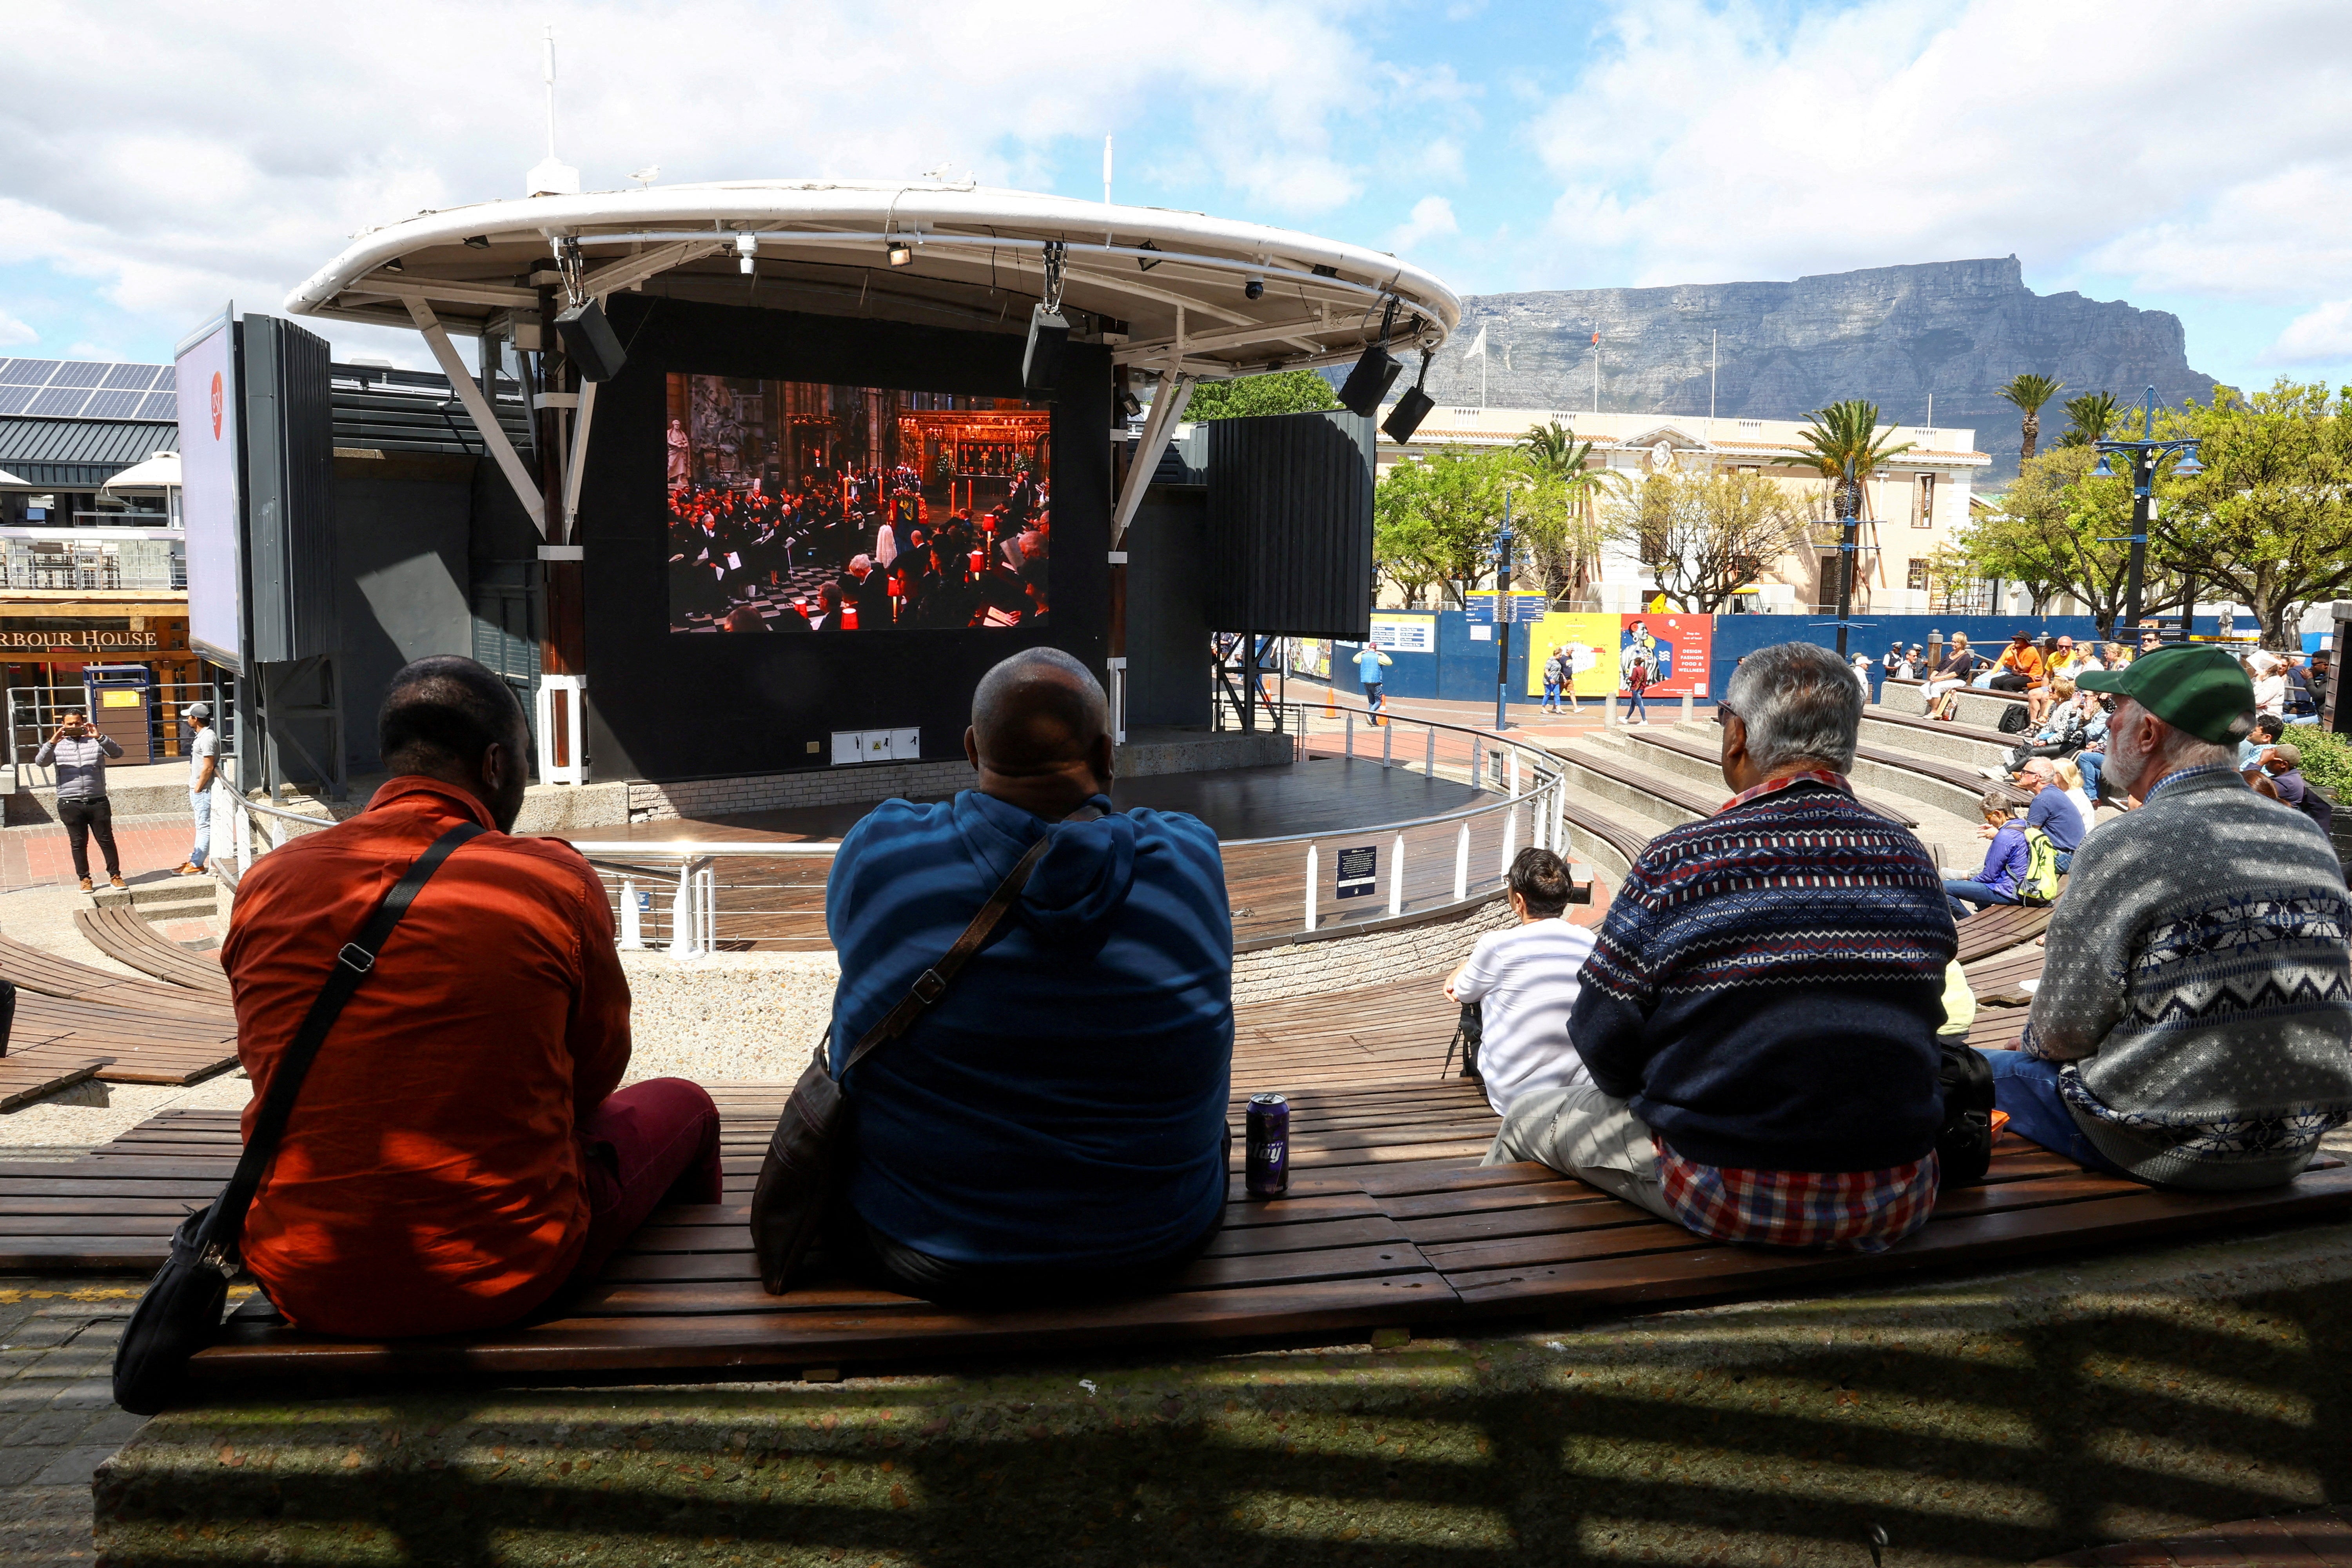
[0, 628, 167, 652]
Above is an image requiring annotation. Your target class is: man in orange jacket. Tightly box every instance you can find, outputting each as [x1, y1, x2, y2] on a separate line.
[223, 657, 720, 1338]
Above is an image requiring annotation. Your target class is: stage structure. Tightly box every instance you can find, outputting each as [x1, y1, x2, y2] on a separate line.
[282, 179, 1459, 784]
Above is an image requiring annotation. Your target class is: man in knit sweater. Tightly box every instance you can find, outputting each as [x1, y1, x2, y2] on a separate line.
[1486, 641, 1956, 1251]
[1991, 644, 2352, 1188]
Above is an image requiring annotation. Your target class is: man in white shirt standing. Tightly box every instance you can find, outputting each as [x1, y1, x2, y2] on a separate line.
[1445, 848, 1598, 1116]
[172, 702, 219, 877]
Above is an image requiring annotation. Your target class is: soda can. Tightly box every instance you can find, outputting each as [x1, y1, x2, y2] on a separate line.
[1245, 1092, 1290, 1197]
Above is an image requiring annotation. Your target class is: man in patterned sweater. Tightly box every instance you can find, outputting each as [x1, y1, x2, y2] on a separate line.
[1991, 644, 2352, 1187]
[1486, 641, 1956, 1251]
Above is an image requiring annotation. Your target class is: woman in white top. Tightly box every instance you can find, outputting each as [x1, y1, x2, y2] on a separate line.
[2249, 656, 2287, 717]
[2055, 756, 2096, 836]
[1445, 848, 1598, 1118]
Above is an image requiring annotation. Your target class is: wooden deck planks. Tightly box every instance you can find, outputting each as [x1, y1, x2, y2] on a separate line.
[73, 906, 233, 996]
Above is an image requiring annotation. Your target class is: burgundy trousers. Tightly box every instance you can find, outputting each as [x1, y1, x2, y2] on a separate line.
[568, 1076, 724, 1283]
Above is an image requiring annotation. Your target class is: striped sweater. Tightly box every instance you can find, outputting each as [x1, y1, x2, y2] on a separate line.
[1570, 772, 1959, 1172]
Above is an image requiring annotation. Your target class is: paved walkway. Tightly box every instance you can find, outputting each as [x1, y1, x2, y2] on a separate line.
[1, 820, 197, 894]
[0, 1281, 149, 1567]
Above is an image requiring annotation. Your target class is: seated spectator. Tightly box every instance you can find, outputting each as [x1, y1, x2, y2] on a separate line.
[2239, 713, 2286, 779]
[818, 648, 1231, 1305]
[2016, 756, 2085, 871]
[1989, 629, 2047, 698]
[1445, 848, 1599, 1116]
[2255, 742, 2334, 838]
[1991, 644, 2352, 1188]
[2285, 655, 2321, 726]
[2249, 653, 2288, 719]
[2054, 757, 2097, 839]
[2075, 695, 2114, 801]
[1945, 792, 2028, 919]
[1486, 641, 1954, 1252]
[225, 657, 720, 1338]
[1923, 634, 1978, 719]
[1997, 678, 2084, 773]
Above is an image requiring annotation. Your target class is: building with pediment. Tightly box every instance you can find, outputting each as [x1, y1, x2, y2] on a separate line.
[1368, 403, 1992, 614]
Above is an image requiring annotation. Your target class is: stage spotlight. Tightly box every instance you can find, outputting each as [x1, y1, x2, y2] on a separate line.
[463, 235, 490, 249]
[885, 237, 914, 267]
[555, 297, 626, 382]
[1024, 302, 1071, 393]
[1116, 385, 1143, 419]
[1383, 351, 1435, 443]
[736, 233, 758, 275]
[1244, 276, 1265, 301]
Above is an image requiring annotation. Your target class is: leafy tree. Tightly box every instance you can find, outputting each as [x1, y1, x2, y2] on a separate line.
[1793, 400, 1914, 619]
[1996, 373, 2065, 463]
[2150, 379, 2352, 648]
[2056, 390, 2118, 448]
[1372, 448, 1524, 608]
[1605, 469, 1812, 613]
[1966, 446, 2168, 633]
[1512, 420, 1626, 606]
[1177, 369, 1340, 421]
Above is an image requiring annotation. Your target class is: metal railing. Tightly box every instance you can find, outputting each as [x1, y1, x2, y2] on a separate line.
[207, 701, 1590, 955]
[6, 680, 212, 791]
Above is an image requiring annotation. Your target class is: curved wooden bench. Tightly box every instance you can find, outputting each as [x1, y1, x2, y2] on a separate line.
[74, 906, 232, 997]
[9, 990, 236, 1085]
[1615, 730, 1920, 826]
[0, 1044, 114, 1112]
[1952, 901, 2051, 965]
[0, 933, 239, 1023]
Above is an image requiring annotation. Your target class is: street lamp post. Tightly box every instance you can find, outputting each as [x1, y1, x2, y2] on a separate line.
[1495, 491, 1513, 733]
[1833, 457, 1859, 657]
[2092, 386, 2203, 635]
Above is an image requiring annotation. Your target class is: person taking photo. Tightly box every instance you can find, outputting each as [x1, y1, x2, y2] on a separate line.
[34, 710, 124, 892]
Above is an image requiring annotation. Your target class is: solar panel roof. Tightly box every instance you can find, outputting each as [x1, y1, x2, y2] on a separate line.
[0, 358, 177, 421]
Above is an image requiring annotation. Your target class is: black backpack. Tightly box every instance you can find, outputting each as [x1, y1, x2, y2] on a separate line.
[1442, 1003, 1484, 1083]
[1936, 1039, 1997, 1186]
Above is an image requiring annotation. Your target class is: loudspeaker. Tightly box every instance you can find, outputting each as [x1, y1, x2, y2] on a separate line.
[1383, 384, 1434, 443]
[1023, 303, 1070, 393]
[1336, 345, 1400, 418]
[555, 298, 627, 382]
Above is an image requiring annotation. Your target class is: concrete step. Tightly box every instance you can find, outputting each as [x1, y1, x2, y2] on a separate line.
[90, 876, 216, 918]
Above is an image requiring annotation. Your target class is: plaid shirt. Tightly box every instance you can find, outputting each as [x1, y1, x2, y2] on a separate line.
[1657, 1142, 1941, 1252]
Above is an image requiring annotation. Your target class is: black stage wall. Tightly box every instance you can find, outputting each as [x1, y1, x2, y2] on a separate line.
[578, 296, 1111, 784]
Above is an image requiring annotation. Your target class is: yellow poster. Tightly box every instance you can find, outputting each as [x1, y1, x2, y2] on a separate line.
[1524, 612, 1619, 697]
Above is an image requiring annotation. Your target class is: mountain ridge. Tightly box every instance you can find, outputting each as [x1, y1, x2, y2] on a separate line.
[1418, 257, 2216, 479]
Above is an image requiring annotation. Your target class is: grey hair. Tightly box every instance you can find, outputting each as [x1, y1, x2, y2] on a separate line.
[1723, 642, 1862, 773]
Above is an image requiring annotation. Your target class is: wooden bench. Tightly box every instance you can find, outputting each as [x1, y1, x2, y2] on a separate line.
[1866, 706, 2030, 750]
[0, 933, 241, 1023]
[1614, 730, 1921, 827]
[0, 1044, 113, 1113]
[1853, 742, 2033, 809]
[74, 905, 232, 997]
[1953, 900, 2051, 965]
[1964, 935, 2045, 1007]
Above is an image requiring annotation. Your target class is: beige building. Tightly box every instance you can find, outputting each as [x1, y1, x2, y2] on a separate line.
[1369, 404, 1993, 613]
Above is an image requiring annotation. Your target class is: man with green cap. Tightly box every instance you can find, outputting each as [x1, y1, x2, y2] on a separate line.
[1985, 643, 2352, 1189]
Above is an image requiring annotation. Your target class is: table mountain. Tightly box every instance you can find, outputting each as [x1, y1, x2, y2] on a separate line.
[1418, 257, 2215, 480]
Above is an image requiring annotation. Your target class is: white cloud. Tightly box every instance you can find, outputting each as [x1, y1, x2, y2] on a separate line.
[0, 311, 34, 347]
[0, 0, 1381, 359]
[2267, 301, 2352, 365]
[1390, 195, 1460, 254]
[1528, 0, 2352, 304]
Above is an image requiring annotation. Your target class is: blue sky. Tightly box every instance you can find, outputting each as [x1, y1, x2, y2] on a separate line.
[4, 0, 2348, 407]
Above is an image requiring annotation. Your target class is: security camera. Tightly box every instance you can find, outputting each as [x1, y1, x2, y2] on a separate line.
[1244, 276, 1265, 301]
[736, 233, 758, 274]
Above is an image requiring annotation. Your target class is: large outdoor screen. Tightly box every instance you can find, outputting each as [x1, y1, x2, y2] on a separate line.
[665, 374, 1049, 633]
[176, 311, 241, 668]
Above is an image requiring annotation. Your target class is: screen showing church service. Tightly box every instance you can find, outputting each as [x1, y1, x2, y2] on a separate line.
[665, 374, 1051, 634]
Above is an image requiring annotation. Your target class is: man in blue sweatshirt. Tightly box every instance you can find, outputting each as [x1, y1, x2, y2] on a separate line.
[822, 648, 1234, 1305]
[1486, 641, 1955, 1252]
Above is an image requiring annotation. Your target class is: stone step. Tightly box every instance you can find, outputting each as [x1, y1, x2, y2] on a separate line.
[90, 877, 216, 917]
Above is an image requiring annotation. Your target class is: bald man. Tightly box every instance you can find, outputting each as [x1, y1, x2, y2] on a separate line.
[811, 648, 1234, 1306]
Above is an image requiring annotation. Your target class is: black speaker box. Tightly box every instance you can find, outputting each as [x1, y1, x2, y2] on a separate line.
[556, 298, 628, 382]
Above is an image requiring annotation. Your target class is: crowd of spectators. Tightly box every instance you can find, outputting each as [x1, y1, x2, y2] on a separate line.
[203, 626, 2351, 1339]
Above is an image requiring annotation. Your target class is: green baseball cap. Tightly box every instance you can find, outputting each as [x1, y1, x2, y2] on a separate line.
[2074, 643, 2254, 743]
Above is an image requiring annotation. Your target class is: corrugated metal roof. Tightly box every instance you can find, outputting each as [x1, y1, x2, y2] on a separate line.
[0, 417, 180, 473]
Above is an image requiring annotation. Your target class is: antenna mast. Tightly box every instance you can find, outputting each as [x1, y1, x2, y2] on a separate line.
[543, 24, 558, 161]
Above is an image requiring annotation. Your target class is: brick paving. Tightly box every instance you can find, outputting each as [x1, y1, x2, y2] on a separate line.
[0, 820, 198, 896]
[0, 1280, 153, 1567]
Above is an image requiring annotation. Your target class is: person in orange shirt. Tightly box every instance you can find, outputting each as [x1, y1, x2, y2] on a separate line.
[1989, 628, 2047, 707]
[223, 657, 720, 1338]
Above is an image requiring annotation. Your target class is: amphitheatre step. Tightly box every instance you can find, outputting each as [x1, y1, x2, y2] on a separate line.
[89, 876, 216, 918]
[1860, 710, 2018, 769]
[1882, 675, 2040, 731]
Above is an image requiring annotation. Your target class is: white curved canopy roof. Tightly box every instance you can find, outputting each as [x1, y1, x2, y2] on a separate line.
[99, 451, 181, 493]
[284, 179, 1461, 380]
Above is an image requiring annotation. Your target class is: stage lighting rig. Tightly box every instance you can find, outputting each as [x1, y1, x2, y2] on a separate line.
[1024, 240, 1071, 393]
[1337, 296, 1404, 418]
[1383, 347, 1436, 443]
[885, 236, 914, 267]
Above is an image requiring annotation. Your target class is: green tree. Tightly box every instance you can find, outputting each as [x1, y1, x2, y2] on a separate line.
[1372, 447, 1523, 608]
[1605, 469, 1812, 612]
[2151, 379, 2352, 648]
[1965, 445, 2185, 633]
[1512, 420, 1626, 607]
[1793, 400, 1914, 619]
[1176, 369, 1340, 421]
[1996, 372, 2065, 464]
[2056, 390, 2119, 448]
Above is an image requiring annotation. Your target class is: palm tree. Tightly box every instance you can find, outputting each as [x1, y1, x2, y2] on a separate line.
[2058, 390, 2119, 448]
[1514, 420, 1625, 605]
[1996, 372, 2065, 463]
[1794, 400, 1915, 653]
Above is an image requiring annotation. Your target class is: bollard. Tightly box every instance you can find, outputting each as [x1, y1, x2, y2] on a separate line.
[1345, 711, 1354, 758]
[1304, 844, 1319, 931]
[618, 877, 644, 950]
[1454, 821, 1470, 902]
[1604, 692, 1618, 727]
[1508, 751, 1521, 798]
[668, 868, 698, 958]
[1682, 692, 1695, 725]
[1425, 725, 1436, 777]
[1383, 720, 1393, 766]
[1388, 833, 1405, 917]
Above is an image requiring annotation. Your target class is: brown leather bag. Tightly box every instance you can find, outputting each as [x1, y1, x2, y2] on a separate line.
[748, 825, 1064, 1294]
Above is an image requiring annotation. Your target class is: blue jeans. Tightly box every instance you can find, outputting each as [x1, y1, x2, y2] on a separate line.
[1944, 878, 2018, 919]
[1363, 682, 1383, 715]
[2076, 750, 2103, 799]
[1985, 1050, 2127, 1174]
[2288, 714, 2320, 728]
[1543, 679, 1561, 713]
[1625, 687, 1648, 721]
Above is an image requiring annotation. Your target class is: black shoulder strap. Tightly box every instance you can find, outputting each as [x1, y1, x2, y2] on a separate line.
[199, 820, 486, 1250]
[837, 802, 1101, 1081]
